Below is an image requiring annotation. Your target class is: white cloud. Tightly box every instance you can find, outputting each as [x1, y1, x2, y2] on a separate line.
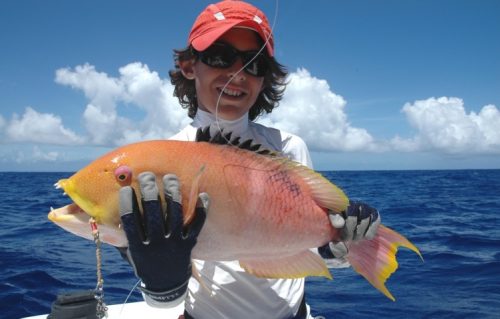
[392, 97, 500, 153]
[55, 62, 189, 146]
[5, 62, 500, 163]
[117, 63, 190, 144]
[259, 68, 375, 152]
[55, 63, 123, 111]
[33, 146, 59, 161]
[56, 63, 126, 145]
[14, 150, 25, 164]
[5, 107, 84, 145]
[1, 146, 60, 164]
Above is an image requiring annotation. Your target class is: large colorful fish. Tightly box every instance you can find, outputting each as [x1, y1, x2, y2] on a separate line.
[48, 129, 422, 301]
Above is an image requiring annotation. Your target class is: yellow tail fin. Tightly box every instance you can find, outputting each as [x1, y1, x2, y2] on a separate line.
[346, 225, 423, 301]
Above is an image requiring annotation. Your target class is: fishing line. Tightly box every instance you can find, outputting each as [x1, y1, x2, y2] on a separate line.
[118, 279, 141, 316]
[214, 0, 279, 142]
[96, 4, 279, 316]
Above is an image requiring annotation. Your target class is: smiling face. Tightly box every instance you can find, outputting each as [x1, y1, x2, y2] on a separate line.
[181, 27, 265, 120]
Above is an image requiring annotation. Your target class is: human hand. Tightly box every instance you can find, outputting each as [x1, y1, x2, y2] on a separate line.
[319, 201, 381, 259]
[119, 172, 208, 304]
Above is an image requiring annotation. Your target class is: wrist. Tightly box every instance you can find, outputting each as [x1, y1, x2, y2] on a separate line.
[139, 263, 192, 293]
[140, 279, 189, 307]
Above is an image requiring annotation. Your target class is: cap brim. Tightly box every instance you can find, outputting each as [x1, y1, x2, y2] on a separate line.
[191, 20, 274, 56]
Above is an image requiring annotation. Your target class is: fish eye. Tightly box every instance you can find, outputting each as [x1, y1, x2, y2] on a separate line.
[114, 166, 132, 185]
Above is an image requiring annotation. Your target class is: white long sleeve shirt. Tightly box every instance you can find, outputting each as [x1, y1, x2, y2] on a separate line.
[168, 109, 315, 319]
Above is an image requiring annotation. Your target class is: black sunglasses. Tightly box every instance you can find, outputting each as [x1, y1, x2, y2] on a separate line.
[193, 42, 269, 77]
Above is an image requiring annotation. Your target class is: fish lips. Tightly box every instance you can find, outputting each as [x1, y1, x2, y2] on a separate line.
[48, 203, 95, 241]
[48, 203, 128, 247]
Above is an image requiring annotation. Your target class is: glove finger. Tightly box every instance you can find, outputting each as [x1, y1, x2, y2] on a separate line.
[119, 186, 146, 244]
[345, 200, 358, 217]
[346, 201, 372, 218]
[342, 215, 358, 241]
[318, 243, 335, 259]
[186, 192, 209, 240]
[139, 172, 160, 201]
[163, 174, 183, 238]
[365, 212, 381, 240]
[138, 172, 165, 243]
[354, 218, 370, 241]
[328, 213, 345, 229]
[357, 203, 374, 220]
[163, 174, 182, 204]
[329, 241, 348, 259]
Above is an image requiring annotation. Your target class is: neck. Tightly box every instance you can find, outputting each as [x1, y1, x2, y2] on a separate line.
[192, 109, 249, 136]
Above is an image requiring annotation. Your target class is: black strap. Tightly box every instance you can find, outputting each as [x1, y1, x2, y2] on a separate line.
[47, 290, 97, 319]
[183, 294, 308, 319]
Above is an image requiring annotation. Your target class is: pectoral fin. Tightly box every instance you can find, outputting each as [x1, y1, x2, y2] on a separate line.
[184, 165, 205, 225]
[240, 250, 332, 279]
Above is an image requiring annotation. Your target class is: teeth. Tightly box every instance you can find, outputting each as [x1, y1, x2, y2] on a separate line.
[54, 182, 61, 189]
[50, 207, 54, 211]
[222, 88, 242, 97]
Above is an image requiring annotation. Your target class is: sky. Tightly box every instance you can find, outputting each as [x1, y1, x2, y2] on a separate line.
[1, 0, 499, 171]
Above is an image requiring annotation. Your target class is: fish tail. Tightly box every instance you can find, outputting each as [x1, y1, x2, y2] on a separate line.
[346, 224, 423, 301]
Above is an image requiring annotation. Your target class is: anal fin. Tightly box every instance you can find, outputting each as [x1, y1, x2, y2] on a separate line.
[240, 250, 332, 279]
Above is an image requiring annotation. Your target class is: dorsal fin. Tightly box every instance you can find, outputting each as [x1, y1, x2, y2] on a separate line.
[195, 126, 277, 156]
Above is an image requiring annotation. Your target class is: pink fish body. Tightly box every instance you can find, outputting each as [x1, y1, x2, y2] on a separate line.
[49, 139, 422, 300]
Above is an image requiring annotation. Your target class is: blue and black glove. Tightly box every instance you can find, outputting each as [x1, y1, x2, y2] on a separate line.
[319, 200, 381, 259]
[119, 172, 208, 306]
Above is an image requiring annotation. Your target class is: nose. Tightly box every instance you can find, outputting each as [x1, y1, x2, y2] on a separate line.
[226, 59, 247, 82]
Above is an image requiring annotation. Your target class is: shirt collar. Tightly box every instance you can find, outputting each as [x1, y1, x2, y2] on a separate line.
[192, 109, 250, 137]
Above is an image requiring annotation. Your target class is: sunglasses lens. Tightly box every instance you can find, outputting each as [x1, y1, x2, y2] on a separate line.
[198, 43, 269, 77]
[199, 44, 235, 68]
[241, 53, 268, 77]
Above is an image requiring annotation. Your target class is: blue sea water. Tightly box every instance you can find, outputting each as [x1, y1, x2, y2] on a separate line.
[1, 170, 499, 318]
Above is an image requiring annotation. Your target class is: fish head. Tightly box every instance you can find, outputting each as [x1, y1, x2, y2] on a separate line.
[48, 147, 141, 247]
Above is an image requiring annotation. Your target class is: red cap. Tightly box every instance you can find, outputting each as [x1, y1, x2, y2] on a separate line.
[188, 0, 274, 56]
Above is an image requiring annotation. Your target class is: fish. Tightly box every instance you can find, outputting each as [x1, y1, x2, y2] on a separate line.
[48, 129, 422, 301]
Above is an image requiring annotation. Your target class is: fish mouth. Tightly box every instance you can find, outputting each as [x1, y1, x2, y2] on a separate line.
[48, 178, 95, 240]
[48, 203, 95, 242]
[48, 203, 128, 247]
[48, 203, 90, 223]
[48, 177, 128, 247]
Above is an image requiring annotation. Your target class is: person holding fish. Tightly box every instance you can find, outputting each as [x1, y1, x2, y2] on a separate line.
[119, 1, 381, 318]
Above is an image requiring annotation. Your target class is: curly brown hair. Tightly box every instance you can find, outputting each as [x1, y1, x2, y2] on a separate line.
[168, 46, 288, 121]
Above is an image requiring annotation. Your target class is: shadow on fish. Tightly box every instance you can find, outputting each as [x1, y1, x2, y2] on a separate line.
[48, 128, 423, 301]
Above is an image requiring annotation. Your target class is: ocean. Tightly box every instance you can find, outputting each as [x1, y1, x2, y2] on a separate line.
[1, 170, 499, 318]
